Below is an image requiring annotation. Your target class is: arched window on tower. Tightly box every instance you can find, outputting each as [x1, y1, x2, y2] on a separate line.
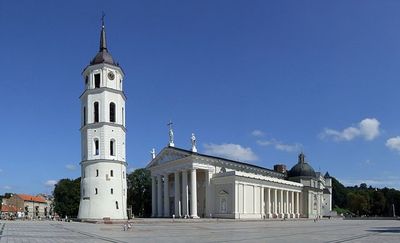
[115, 201, 119, 209]
[122, 107, 124, 126]
[94, 139, 99, 155]
[94, 73, 100, 88]
[83, 106, 86, 126]
[109, 102, 116, 122]
[95, 188, 98, 195]
[94, 102, 99, 123]
[110, 140, 115, 156]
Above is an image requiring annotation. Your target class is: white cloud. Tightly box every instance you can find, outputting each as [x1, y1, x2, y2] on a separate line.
[3, 185, 11, 190]
[359, 118, 380, 140]
[203, 143, 258, 162]
[320, 118, 380, 141]
[44, 180, 58, 187]
[251, 130, 265, 137]
[257, 139, 302, 153]
[65, 164, 77, 171]
[275, 143, 302, 152]
[386, 136, 400, 152]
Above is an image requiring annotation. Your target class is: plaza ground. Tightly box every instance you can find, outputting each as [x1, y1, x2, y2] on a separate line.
[0, 218, 399, 242]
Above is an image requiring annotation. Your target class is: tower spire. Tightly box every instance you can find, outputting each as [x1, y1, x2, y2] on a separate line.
[100, 12, 107, 51]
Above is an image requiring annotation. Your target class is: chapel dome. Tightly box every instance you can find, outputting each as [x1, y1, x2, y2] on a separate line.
[288, 153, 317, 178]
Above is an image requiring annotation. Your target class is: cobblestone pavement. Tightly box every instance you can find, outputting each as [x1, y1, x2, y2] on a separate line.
[0, 219, 399, 242]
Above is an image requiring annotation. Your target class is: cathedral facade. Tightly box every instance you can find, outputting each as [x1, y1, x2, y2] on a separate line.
[78, 20, 127, 220]
[147, 138, 332, 219]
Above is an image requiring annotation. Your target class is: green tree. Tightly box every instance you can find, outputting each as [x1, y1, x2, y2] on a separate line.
[370, 190, 386, 216]
[53, 178, 80, 218]
[127, 168, 151, 217]
[347, 192, 369, 216]
[332, 177, 348, 208]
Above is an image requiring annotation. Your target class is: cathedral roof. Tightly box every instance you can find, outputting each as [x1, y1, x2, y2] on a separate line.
[90, 20, 118, 66]
[288, 153, 317, 178]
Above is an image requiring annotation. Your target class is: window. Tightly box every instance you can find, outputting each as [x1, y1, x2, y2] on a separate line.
[119, 79, 122, 89]
[123, 171, 125, 179]
[111, 188, 113, 194]
[110, 170, 114, 177]
[115, 201, 119, 209]
[83, 106, 86, 125]
[94, 139, 99, 155]
[122, 107, 124, 126]
[96, 169, 99, 177]
[109, 102, 116, 122]
[110, 140, 115, 156]
[85, 76, 88, 88]
[94, 74, 100, 88]
[95, 188, 98, 194]
[94, 102, 99, 123]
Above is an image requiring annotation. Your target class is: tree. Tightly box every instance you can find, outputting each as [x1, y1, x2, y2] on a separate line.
[127, 168, 151, 217]
[53, 178, 80, 218]
[370, 190, 386, 216]
[347, 192, 369, 216]
[332, 177, 348, 208]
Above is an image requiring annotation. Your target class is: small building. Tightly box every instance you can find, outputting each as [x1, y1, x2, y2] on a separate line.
[0, 204, 24, 219]
[6, 194, 50, 219]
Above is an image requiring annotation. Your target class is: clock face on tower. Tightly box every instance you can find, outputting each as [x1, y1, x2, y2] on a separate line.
[108, 71, 115, 80]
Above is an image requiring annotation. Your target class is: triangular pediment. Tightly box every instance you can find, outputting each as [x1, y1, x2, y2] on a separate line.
[146, 147, 191, 168]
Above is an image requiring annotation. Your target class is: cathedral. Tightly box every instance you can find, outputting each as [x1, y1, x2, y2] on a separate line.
[147, 131, 333, 219]
[76, 18, 332, 221]
[78, 19, 127, 220]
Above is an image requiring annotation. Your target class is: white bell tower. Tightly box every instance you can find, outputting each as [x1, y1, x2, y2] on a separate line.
[78, 18, 127, 220]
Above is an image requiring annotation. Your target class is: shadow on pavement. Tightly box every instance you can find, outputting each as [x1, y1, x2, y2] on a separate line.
[367, 227, 400, 233]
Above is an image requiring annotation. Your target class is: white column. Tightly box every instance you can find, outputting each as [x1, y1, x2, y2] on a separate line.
[205, 170, 212, 217]
[285, 190, 289, 218]
[274, 188, 278, 217]
[296, 192, 300, 218]
[267, 188, 271, 218]
[174, 171, 181, 217]
[151, 176, 157, 217]
[157, 175, 163, 217]
[260, 186, 264, 218]
[190, 169, 199, 218]
[291, 191, 295, 218]
[280, 189, 283, 218]
[163, 174, 170, 217]
[182, 170, 188, 217]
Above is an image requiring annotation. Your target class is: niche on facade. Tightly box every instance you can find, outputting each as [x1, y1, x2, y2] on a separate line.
[218, 190, 229, 214]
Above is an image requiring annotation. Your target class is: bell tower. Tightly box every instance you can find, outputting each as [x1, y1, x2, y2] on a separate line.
[78, 18, 127, 220]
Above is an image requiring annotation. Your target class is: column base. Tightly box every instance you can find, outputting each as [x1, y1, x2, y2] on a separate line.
[191, 215, 200, 219]
[266, 213, 273, 219]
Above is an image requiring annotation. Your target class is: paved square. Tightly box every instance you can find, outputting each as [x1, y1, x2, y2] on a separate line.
[1, 219, 399, 242]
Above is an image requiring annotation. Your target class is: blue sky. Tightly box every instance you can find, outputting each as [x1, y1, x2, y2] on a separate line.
[1, 0, 400, 195]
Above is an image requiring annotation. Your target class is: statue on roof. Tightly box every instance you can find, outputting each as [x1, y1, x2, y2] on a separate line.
[168, 121, 174, 147]
[191, 133, 197, 152]
[299, 152, 305, 164]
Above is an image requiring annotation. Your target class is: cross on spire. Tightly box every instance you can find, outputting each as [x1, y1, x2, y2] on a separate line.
[101, 12, 105, 28]
[99, 12, 107, 51]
